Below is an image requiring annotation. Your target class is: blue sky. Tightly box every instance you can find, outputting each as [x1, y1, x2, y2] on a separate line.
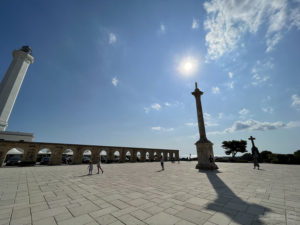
[0, 0, 300, 156]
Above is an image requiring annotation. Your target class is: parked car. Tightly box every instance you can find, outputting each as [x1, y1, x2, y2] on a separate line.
[40, 157, 50, 165]
[5, 156, 22, 166]
[62, 156, 72, 164]
[82, 156, 90, 163]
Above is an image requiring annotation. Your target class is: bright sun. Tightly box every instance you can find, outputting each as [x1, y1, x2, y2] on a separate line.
[178, 56, 198, 76]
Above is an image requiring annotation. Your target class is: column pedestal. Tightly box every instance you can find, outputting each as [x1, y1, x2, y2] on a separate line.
[195, 141, 218, 170]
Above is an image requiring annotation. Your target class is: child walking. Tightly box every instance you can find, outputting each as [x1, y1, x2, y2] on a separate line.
[88, 161, 93, 175]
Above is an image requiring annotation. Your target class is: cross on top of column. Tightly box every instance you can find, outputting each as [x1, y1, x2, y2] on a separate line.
[248, 136, 256, 147]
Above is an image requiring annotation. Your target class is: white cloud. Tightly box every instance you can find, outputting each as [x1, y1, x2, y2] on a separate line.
[291, 94, 300, 110]
[239, 108, 249, 115]
[228, 72, 233, 79]
[218, 113, 224, 119]
[192, 18, 199, 29]
[203, 0, 289, 59]
[160, 24, 166, 33]
[290, 8, 300, 30]
[226, 81, 234, 89]
[112, 77, 118, 86]
[212, 86, 220, 94]
[225, 119, 285, 132]
[152, 127, 161, 131]
[109, 33, 117, 44]
[185, 122, 197, 127]
[151, 103, 161, 111]
[152, 126, 174, 132]
[262, 107, 274, 113]
[251, 60, 273, 86]
[208, 119, 300, 135]
[144, 107, 150, 114]
[164, 102, 171, 107]
[252, 73, 270, 86]
[204, 113, 219, 127]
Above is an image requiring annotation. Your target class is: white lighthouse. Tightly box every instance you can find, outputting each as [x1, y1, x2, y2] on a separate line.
[0, 46, 34, 141]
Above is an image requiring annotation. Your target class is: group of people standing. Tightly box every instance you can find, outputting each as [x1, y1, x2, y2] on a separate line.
[86, 155, 166, 175]
[88, 156, 104, 175]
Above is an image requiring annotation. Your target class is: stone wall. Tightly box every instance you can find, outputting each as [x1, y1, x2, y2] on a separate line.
[0, 140, 179, 166]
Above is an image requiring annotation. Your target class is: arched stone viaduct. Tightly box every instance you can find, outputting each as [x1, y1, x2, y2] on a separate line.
[0, 140, 179, 166]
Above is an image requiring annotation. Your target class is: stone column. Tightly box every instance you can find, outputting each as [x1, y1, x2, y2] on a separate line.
[164, 152, 168, 161]
[0, 46, 34, 131]
[149, 151, 154, 161]
[107, 149, 113, 163]
[156, 151, 161, 161]
[140, 150, 146, 162]
[73, 147, 84, 164]
[175, 151, 179, 161]
[120, 149, 126, 163]
[49, 146, 63, 165]
[22, 144, 38, 163]
[0, 144, 10, 166]
[192, 82, 218, 170]
[170, 152, 174, 160]
[91, 149, 98, 164]
[131, 150, 136, 162]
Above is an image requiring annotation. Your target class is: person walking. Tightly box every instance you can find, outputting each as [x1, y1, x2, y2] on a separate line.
[252, 146, 260, 170]
[97, 157, 104, 174]
[88, 161, 93, 175]
[160, 155, 164, 170]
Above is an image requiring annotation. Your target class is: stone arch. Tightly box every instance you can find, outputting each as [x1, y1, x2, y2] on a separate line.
[62, 148, 73, 164]
[4, 148, 24, 166]
[126, 151, 131, 162]
[136, 151, 141, 162]
[100, 150, 107, 163]
[154, 152, 158, 161]
[146, 152, 150, 161]
[113, 150, 120, 162]
[167, 152, 170, 161]
[82, 149, 91, 163]
[37, 148, 51, 165]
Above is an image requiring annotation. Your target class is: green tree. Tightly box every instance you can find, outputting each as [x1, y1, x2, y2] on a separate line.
[240, 153, 252, 161]
[294, 150, 300, 157]
[260, 150, 272, 162]
[222, 140, 247, 159]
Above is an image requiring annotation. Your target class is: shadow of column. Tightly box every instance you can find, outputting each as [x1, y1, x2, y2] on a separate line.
[205, 171, 270, 225]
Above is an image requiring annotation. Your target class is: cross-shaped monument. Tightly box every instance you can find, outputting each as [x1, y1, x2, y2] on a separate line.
[248, 136, 256, 147]
[192, 82, 218, 170]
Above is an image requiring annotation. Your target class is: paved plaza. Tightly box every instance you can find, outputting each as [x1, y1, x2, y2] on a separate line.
[1, 162, 300, 225]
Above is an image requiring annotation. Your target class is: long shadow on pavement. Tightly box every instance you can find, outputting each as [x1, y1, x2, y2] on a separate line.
[204, 170, 270, 225]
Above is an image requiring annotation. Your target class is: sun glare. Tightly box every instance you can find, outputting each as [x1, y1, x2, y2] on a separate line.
[178, 56, 198, 76]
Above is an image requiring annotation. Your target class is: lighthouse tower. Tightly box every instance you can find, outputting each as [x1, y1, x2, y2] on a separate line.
[0, 46, 34, 141]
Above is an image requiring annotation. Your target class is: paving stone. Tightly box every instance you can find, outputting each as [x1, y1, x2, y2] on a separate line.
[90, 206, 119, 218]
[130, 209, 152, 220]
[176, 208, 211, 225]
[94, 214, 118, 225]
[10, 215, 31, 225]
[118, 214, 146, 225]
[208, 212, 232, 225]
[175, 219, 198, 225]
[58, 214, 95, 225]
[1, 163, 300, 225]
[145, 212, 181, 225]
[33, 216, 57, 225]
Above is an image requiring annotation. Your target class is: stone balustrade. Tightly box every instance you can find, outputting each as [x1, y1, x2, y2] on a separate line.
[0, 140, 179, 166]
